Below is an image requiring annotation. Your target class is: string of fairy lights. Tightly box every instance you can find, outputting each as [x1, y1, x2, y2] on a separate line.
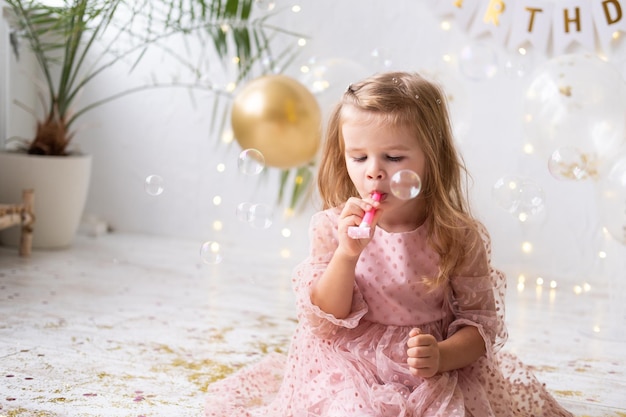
[140, 2, 625, 322]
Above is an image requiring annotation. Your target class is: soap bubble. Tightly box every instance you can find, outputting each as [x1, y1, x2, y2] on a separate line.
[492, 175, 546, 222]
[200, 241, 223, 264]
[390, 169, 422, 200]
[238, 149, 265, 176]
[459, 43, 498, 81]
[515, 181, 546, 222]
[370, 47, 394, 70]
[503, 49, 534, 79]
[254, 0, 275, 11]
[236, 202, 254, 222]
[548, 146, 596, 181]
[248, 203, 273, 229]
[235, 201, 274, 229]
[145, 175, 164, 196]
[492, 175, 523, 213]
[298, 57, 370, 120]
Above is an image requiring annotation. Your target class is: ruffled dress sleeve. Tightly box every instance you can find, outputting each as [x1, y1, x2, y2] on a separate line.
[291, 209, 368, 339]
[446, 221, 508, 362]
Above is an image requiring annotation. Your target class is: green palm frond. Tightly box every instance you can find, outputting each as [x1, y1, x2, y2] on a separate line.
[4, 0, 314, 209]
[4, 0, 306, 148]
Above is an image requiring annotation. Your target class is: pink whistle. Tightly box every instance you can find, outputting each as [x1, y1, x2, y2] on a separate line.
[348, 192, 382, 239]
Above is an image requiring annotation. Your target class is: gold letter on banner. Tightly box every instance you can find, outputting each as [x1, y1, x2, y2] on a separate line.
[484, 0, 506, 26]
[564, 7, 582, 32]
[602, 0, 623, 24]
[508, 0, 553, 53]
[554, 1, 594, 54]
[526, 7, 543, 32]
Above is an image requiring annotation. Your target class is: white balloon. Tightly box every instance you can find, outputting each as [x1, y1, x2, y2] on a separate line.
[523, 54, 626, 166]
[597, 151, 626, 245]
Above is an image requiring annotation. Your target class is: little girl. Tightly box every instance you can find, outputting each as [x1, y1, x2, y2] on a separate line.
[205, 71, 573, 416]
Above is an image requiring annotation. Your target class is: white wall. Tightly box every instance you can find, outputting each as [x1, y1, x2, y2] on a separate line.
[0, 8, 6, 140]
[3, 3, 37, 146]
[5, 0, 626, 288]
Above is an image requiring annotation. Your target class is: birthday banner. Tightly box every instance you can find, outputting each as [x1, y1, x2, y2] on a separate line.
[434, 0, 626, 55]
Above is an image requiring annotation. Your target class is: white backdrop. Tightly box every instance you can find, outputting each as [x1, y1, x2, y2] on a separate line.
[4, 0, 626, 290]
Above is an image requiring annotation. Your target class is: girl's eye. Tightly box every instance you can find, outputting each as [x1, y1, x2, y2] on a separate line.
[387, 156, 404, 162]
[352, 156, 367, 162]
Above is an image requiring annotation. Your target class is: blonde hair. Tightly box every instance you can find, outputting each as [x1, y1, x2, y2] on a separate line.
[317, 71, 478, 287]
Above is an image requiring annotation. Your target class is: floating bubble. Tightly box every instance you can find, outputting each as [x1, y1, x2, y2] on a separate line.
[144, 175, 164, 196]
[503, 50, 534, 79]
[200, 241, 223, 264]
[254, 0, 275, 11]
[492, 175, 523, 213]
[514, 181, 546, 222]
[236, 202, 253, 222]
[390, 170, 422, 200]
[238, 148, 265, 176]
[248, 203, 274, 229]
[300, 57, 368, 95]
[493, 175, 546, 222]
[459, 43, 498, 81]
[370, 47, 394, 70]
[548, 147, 595, 181]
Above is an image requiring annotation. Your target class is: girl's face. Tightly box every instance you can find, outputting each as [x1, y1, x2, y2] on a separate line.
[342, 107, 427, 230]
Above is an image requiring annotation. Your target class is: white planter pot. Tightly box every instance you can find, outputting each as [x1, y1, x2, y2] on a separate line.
[0, 151, 92, 249]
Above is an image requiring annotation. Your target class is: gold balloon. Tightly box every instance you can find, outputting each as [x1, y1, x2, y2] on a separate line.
[231, 74, 322, 169]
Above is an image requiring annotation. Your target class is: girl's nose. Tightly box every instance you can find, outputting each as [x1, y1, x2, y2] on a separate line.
[366, 163, 385, 180]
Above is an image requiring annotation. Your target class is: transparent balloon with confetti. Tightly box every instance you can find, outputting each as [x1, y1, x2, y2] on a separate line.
[585, 150, 626, 341]
[597, 152, 626, 245]
[548, 146, 597, 181]
[523, 54, 626, 169]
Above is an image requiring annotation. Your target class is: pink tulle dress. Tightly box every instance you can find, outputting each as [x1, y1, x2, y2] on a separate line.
[204, 208, 573, 417]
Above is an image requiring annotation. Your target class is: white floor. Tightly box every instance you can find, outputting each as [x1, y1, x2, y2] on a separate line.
[1, 233, 625, 417]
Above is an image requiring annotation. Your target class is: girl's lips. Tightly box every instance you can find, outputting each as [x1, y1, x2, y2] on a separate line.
[371, 191, 387, 202]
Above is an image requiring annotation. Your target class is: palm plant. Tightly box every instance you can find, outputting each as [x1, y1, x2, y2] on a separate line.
[4, 0, 303, 156]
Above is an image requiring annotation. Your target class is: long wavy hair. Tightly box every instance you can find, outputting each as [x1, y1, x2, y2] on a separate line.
[317, 71, 478, 287]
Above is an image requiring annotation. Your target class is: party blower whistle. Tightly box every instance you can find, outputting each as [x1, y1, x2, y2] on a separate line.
[348, 191, 382, 239]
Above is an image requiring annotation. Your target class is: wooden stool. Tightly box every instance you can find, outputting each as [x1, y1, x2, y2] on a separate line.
[0, 189, 35, 256]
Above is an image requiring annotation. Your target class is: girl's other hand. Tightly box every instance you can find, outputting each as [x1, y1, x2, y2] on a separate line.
[406, 328, 440, 378]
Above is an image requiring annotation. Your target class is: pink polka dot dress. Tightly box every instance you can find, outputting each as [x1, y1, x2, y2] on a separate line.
[204, 208, 573, 417]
